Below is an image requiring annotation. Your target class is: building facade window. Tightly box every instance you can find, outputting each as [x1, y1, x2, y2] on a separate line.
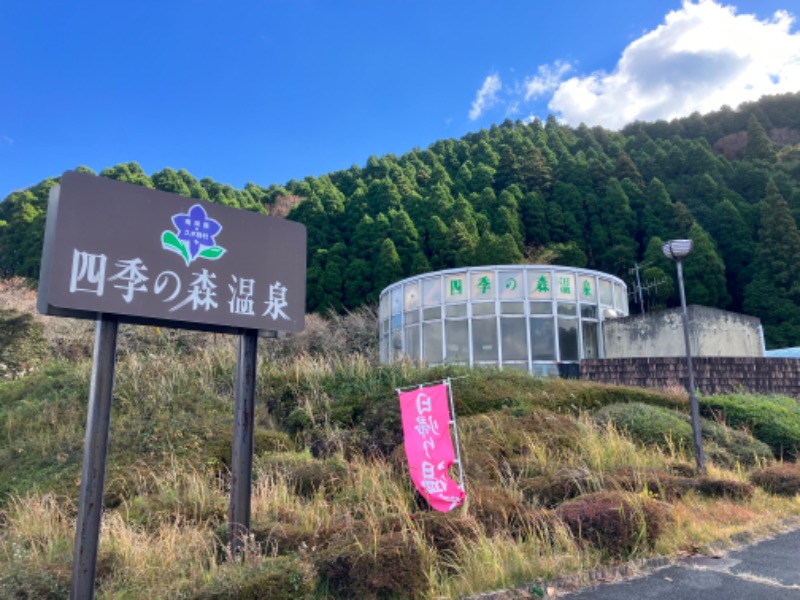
[380, 266, 628, 373]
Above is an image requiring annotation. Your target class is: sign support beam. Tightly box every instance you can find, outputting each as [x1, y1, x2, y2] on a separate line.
[229, 328, 258, 558]
[71, 316, 119, 600]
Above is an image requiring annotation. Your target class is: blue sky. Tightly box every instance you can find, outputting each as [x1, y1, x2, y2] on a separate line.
[1, 0, 798, 199]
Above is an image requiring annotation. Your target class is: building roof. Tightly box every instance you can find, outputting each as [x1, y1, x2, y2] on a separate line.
[764, 348, 800, 358]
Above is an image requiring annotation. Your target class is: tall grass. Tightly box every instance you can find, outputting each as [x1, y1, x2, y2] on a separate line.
[3, 295, 800, 598]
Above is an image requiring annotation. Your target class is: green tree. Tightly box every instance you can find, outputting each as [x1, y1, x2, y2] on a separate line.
[683, 223, 730, 308]
[744, 115, 776, 162]
[373, 238, 404, 292]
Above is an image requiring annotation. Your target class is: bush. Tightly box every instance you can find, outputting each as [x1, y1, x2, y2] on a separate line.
[204, 427, 296, 469]
[193, 557, 316, 600]
[519, 468, 600, 508]
[255, 453, 349, 499]
[0, 309, 47, 380]
[315, 522, 430, 599]
[594, 402, 776, 467]
[0, 565, 69, 600]
[593, 402, 693, 450]
[701, 394, 800, 459]
[750, 464, 800, 496]
[555, 491, 671, 557]
[692, 477, 754, 500]
[700, 418, 773, 468]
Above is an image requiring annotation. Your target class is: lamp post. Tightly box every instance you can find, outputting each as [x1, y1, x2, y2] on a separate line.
[662, 239, 706, 474]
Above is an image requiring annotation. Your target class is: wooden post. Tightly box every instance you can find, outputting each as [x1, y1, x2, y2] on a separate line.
[71, 316, 118, 600]
[229, 329, 258, 558]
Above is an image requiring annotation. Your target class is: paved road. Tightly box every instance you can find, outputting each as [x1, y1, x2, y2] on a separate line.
[561, 527, 800, 599]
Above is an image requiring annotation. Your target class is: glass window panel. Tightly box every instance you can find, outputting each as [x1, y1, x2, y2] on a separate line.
[614, 283, 627, 314]
[558, 318, 579, 361]
[581, 305, 598, 319]
[472, 302, 495, 316]
[404, 282, 420, 310]
[380, 293, 390, 320]
[382, 319, 390, 334]
[446, 303, 467, 318]
[529, 272, 552, 299]
[391, 331, 403, 359]
[555, 272, 576, 301]
[529, 318, 556, 360]
[423, 306, 441, 321]
[500, 301, 525, 315]
[391, 314, 402, 330]
[380, 335, 388, 363]
[499, 271, 524, 299]
[422, 277, 442, 306]
[599, 279, 613, 305]
[391, 288, 403, 315]
[532, 363, 560, 377]
[422, 322, 443, 365]
[445, 320, 469, 363]
[405, 326, 420, 360]
[501, 318, 528, 361]
[530, 301, 552, 315]
[557, 303, 577, 316]
[582, 321, 599, 360]
[405, 310, 419, 325]
[471, 271, 495, 301]
[472, 318, 498, 362]
[504, 363, 529, 372]
[445, 273, 468, 303]
[579, 276, 596, 302]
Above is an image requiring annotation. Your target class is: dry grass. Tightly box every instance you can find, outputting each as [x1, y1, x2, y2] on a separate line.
[3, 282, 800, 597]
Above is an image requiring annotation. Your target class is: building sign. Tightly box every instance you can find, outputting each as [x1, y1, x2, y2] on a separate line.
[38, 171, 306, 333]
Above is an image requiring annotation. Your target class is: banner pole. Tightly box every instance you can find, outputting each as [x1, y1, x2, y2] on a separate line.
[445, 378, 465, 491]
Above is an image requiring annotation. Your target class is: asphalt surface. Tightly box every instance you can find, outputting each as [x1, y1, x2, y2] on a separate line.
[560, 526, 800, 599]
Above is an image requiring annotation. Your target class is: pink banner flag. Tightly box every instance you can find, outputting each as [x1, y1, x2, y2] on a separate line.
[398, 383, 465, 512]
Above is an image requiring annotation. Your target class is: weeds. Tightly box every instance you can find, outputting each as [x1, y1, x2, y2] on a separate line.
[2, 294, 800, 598]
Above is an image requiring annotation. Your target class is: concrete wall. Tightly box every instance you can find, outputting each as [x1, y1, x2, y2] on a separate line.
[603, 305, 763, 358]
[582, 357, 800, 398]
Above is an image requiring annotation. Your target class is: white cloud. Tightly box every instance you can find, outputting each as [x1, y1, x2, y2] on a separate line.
[525, 61, 573, 100]
[469, 74, 502, 121]
[547, 0, 800, 129]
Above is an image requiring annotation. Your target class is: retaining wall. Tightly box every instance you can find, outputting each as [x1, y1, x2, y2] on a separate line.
[581, 357, 800, 398]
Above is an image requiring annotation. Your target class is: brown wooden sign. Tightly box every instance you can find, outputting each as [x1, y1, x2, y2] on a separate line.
[38, 171, 306, 333]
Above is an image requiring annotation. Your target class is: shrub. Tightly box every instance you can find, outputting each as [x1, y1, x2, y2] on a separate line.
[0, 309, 47, 380]
[594, 402, 776, 467]
[255, 453, 348, 499]
[701, 395, 800, 459]
[555, 491, 671, 557]
[193, 556, 315, 600]
[750, 464, 800, 496]
[0, 565, 70, 600]
[692, 477, 754, 500]
[593, 403, 693, 450]
[292, 457, 348, 499]
[412, 511, 481, 555]
[204, 427, 296, 469]
[466, 485, 538, 538]
[608, 468, 693, 501]
[315, 523, 430, 599]
[519, 468, 600, 508]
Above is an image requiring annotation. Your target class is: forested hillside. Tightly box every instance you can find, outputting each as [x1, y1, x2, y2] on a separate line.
[2, 93, 800, 346]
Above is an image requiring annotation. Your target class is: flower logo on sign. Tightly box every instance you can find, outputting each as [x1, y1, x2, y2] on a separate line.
[162, 204, 226, 266]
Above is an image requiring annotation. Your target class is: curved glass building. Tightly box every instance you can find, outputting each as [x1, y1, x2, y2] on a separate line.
[379, 265, 629, 375]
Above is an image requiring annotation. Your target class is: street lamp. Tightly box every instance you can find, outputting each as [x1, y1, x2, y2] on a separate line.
[662, 239, 706, 473]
